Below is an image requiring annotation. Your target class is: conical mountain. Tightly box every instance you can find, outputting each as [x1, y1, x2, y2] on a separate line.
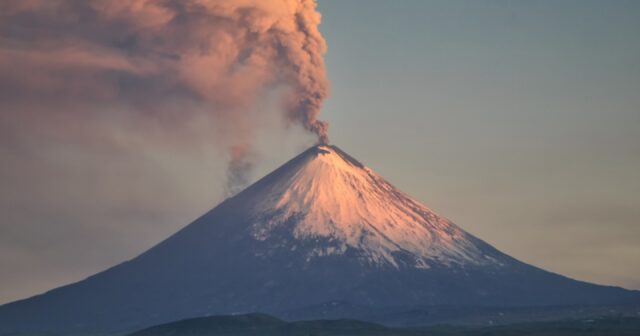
[0, 145, 637, 335]
[229, 144, 499, 268]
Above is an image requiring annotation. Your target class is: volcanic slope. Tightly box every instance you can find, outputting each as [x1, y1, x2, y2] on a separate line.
[0, 145, 636, 335]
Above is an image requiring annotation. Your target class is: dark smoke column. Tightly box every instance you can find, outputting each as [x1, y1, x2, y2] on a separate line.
[280, 0, 331, 144]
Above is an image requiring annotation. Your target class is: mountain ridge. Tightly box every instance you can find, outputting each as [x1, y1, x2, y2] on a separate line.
[0, 144, 637, 335]
[127, 313, 640, 336]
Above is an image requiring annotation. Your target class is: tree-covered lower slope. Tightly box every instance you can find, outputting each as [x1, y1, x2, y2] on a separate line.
[129, 313, 640, 336]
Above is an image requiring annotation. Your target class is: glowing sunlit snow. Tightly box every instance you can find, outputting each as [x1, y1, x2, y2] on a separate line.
[247, 145, 496, 268]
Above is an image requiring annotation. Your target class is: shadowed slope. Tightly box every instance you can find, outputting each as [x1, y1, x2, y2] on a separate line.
[0, 145, 637, 335]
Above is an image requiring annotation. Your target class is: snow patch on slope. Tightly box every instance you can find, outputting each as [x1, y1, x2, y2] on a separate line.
[248, 146, 497, 268]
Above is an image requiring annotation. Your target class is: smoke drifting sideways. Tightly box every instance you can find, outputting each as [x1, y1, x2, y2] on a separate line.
[0, 0, 330, 195]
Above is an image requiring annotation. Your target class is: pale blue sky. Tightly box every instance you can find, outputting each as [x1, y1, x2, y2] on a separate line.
[317, 0, 640, 289]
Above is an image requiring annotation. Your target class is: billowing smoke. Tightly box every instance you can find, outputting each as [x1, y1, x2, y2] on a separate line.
[0, 0, 329, 195]
[224, 144, 255, 197]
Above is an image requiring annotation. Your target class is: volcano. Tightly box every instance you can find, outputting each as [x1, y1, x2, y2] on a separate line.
[0, 145, 637, 335]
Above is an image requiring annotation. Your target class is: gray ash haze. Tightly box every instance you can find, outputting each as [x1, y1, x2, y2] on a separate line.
[0, 0, 329, 194]
[1, 0, 639, 304]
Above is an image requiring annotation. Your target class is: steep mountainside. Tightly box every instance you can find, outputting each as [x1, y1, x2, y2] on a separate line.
[0, 145, 637, 335]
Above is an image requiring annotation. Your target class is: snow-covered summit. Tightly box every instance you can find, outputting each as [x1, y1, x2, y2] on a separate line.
[236, 145, 497, 268]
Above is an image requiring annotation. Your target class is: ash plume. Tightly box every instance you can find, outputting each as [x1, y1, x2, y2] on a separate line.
[0, 0, 330, 194]
[224, 144, 255, 197]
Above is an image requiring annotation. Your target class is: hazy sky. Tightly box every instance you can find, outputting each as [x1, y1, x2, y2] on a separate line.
[1, 0, 639, 304]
